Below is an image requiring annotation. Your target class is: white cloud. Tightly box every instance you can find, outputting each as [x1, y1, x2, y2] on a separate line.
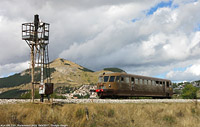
[166, 62, 200, 81]
[0, 61, 29, 77]
[0, 16, 29, 64]
[0, 0, 200, 82]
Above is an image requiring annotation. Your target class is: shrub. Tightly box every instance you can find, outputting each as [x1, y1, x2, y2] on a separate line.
[21, 90, 66, 99]
[181, 84, 199, 99]
[21, 90, 40, 99]
[75, 108, 85, 119]
[107, 109, 115, 117]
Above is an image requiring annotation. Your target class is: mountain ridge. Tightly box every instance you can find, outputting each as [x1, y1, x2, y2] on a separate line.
[0, 58, 125, 95]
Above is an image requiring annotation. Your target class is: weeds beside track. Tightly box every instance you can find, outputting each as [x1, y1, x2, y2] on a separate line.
[0, 102, 200, 127]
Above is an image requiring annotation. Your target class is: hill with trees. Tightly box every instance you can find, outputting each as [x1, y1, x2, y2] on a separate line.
[103, 68, 125, 73]
[0, 58, 123, 98]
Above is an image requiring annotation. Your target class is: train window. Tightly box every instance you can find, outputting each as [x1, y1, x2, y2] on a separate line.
[160, 82, 162, 86]
[121, 77, 124, 82]
[144, 80, 147, 85]
[109, 76, 115, 82]
[148, 80, 151, 85]
[156, 81, 159, 86]
[131, 77, 134, 84]
[139, 79, 143, 85]
[116, 76, 120, 82]
[152, 81, 155, 85]
[104, 76, 109, 82]
[125, 77, 130, 83]
[166, 82, 169, 87]
[98, 76, 103, 83]
[135, 78, 138, 84]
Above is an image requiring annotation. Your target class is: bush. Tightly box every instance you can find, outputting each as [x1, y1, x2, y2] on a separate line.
[51, 93, 66, 99]
[21, 90, 66, 99]
[181, 84, 199, 99]
[21, 90, 40, 99]
[73, 94, 90, 99]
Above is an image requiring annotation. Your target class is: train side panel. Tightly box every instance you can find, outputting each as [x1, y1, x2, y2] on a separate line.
[96, 73, 173, 98]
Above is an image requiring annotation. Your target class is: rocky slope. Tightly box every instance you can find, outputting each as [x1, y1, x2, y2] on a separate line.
[0, 58, 115, 96]
[50, 58, 98, 86]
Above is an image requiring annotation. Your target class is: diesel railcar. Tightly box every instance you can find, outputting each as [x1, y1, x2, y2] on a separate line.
[95, 72, 173, 98]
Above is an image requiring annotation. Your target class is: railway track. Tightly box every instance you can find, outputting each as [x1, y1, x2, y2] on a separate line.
[0, 99, 200, 104]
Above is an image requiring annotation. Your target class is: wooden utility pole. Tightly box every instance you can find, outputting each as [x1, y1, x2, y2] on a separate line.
[31, 45, 35, 102]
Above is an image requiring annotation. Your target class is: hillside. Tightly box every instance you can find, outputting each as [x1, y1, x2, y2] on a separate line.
[50, 58, 98, 86]
[0, 58, 124, 98]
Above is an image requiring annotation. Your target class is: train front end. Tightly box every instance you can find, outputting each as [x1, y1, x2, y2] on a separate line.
[96, 73, 120, 98]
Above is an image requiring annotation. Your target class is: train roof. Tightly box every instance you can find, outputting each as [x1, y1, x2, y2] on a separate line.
[100, 72, 171, 81]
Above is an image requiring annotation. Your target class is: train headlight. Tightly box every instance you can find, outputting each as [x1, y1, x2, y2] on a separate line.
[109, 84, 111, 87]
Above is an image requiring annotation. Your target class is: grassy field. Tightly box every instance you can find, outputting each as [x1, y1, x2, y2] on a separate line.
[0, 102, 200, 127]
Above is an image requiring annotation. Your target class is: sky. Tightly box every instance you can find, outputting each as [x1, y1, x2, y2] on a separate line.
[0, 0, 200, 82]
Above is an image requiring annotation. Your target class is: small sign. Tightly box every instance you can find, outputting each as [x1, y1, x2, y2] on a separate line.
[39, 85, 45, 94]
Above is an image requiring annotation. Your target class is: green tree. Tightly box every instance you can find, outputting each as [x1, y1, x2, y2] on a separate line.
[182, 84, 199, 99]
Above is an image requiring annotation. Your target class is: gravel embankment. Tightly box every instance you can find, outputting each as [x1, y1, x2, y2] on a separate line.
[55, 99, 200, 104]
[0, 99, 31, 104]
[0, 99, 200, 104]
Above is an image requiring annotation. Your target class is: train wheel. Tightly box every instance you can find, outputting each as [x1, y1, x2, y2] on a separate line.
[111, 95, 117, 99]
[98, 93, 105, 99]
[99, 96, 105, 99]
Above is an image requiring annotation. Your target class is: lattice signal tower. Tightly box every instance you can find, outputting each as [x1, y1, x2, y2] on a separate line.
[22, 14, 53, 102]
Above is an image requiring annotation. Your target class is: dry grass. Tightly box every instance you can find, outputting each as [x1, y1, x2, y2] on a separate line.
[0, 102, 200, 127]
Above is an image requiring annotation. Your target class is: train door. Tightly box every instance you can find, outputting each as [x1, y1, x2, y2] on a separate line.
[120, 76, 124, 89]
[165, 81, 170, 97]
[131, 77, 134, 90]
[163, 81, 165, 92]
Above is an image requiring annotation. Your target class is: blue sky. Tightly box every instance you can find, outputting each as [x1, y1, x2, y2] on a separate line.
[156, 66, 188, 79]
[146, 0, 198, 17]
[132, 0, 175, 23]
[195, 24, 200, 31]
[146, 0, 173, 15]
